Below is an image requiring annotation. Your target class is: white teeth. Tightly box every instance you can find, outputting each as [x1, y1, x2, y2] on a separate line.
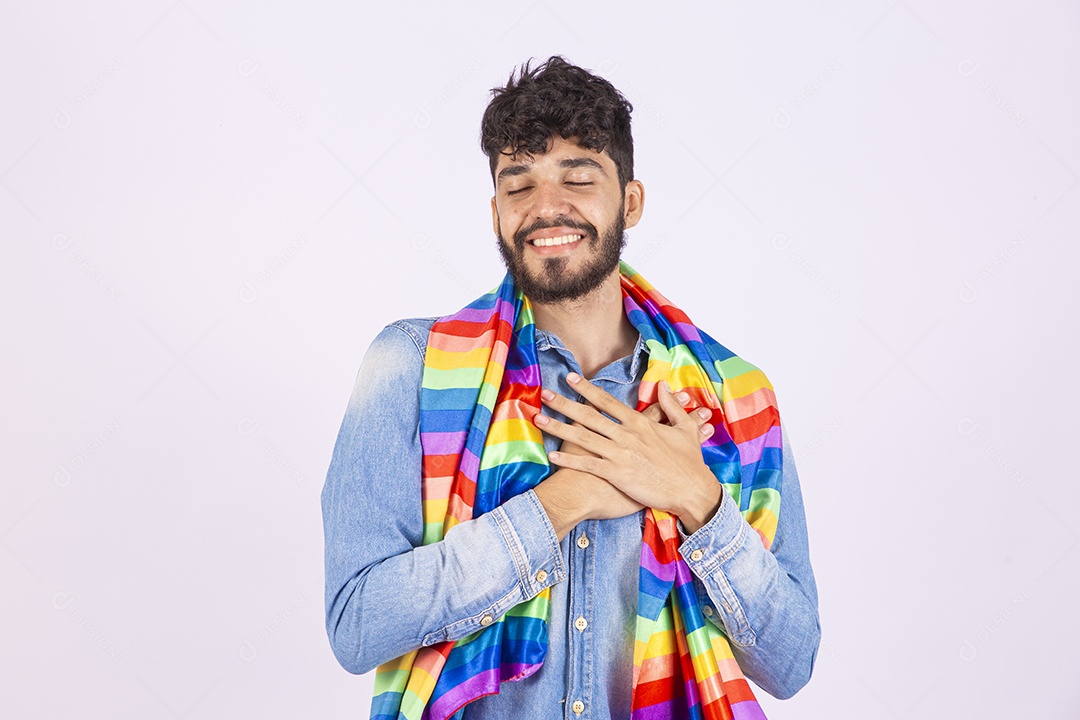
[531, 234, 583, 247]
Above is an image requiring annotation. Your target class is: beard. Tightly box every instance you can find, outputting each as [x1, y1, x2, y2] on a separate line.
[495, 201, 627, 304]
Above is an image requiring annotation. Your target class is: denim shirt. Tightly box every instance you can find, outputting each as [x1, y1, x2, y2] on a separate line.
[322, 317, 821, 719]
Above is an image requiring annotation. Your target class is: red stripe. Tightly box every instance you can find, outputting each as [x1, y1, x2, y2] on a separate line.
[727, 407, 779, 446]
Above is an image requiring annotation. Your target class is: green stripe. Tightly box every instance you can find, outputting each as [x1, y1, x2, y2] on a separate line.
[506, 594, 550, 620]
[476, 379, 500, 410]
[373, 667, 410, 694]
[422, 366, 486, 390]
[644, 338, 671, 362]
[479, 440, 547, 470]
[422, 521, 444, 545]
[668, 344, 702, 369]
[745, 487, 781, 516]
[720, 481, 741, 507]
[635, 604, 673, 644]
[399, 689, 427, 720]
[716, 355, 759, 378]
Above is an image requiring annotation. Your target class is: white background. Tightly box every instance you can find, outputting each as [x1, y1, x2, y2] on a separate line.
[3, 2, 1078, 718]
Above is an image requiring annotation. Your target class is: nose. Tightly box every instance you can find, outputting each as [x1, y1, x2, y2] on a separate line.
[528, 178, 573, 221]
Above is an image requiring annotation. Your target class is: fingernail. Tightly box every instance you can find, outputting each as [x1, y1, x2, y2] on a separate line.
[696, 407, 712, 419]
[676, 392, 690, 404]
[700, 423, 713, 435]
[566, 372, 581, 384]
[534, 413, 549, 425]
[541, 388, 555, 401]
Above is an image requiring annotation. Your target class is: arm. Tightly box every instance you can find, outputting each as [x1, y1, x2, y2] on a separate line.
[677, 425, 820, 700]
[534, 374, 820, 699]
[320, 322, 565, 675]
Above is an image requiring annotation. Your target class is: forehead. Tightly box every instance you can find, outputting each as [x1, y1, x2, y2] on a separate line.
[495, 135, 614, 173]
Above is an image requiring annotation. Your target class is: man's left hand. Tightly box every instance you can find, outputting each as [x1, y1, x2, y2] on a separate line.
[533, 372, 723, 534]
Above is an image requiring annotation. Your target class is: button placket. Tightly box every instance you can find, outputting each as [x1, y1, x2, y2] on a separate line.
[565, 519, 595, 719]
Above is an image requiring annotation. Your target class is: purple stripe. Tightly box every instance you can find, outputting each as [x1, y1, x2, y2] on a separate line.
[450, 306, 498, 324]
[504, 365, 541, 388]
[730, 699, 767, 720]
[459, 448, 480, 480]
[639, 541, 675, 582]
[493, 297, 516, 320]
[420, 431, 468, 456]
[672, 557, 695, 589]
[682, 676, 701, 708]
[673, 321, 703, 343]
[631, 698, 679, 720]
[500, 660, 542, 681]
[736, 425, 781, 464]
[428, 668, 499, 720]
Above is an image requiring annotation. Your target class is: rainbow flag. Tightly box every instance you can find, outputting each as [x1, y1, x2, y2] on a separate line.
[370, 261, 783, 720]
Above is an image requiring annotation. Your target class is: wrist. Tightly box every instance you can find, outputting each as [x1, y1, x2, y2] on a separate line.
[677, 474, 723, 535]
[533, 470, 590, 540]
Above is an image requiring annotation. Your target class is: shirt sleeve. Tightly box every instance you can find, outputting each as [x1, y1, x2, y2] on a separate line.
[676, 423, 821, 700]
[321, 322, 566, 675]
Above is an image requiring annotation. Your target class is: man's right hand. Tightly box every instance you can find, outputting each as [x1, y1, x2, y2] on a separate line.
[532, 400, 713, 539]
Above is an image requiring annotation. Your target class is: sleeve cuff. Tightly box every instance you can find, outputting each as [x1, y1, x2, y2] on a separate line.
[492, 490, 566, 599]
[676, 489, 757, 646]
[677, 488, 748, 574]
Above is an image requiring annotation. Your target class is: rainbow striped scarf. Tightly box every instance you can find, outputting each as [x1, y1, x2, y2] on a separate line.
[370, 261, 782, 720]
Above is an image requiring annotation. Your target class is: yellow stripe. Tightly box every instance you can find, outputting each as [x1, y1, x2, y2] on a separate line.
[424, 346, 492, 371]
[484, 418, 542, 446]
[709, 632, 736, 660]
[423, 497, 448, 525]
[745, 507, 778, 544]
[720, 368, 773, 400]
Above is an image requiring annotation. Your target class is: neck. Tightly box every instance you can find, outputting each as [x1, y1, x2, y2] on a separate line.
[529, 269, 639, 379]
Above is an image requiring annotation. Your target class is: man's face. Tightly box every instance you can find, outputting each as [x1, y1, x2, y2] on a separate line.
[490, 135, 643, 304]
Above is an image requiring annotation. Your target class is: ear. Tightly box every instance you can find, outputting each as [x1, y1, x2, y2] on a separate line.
[622, 179, 645, 230]
[490, 196, 499, 237]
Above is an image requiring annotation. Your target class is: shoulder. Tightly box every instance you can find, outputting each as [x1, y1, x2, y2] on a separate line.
[349, 318, 441, 408]
[370, 317, 441, 360]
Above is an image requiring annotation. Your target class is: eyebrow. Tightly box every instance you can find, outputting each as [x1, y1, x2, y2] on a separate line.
[496, 156, 607, 185]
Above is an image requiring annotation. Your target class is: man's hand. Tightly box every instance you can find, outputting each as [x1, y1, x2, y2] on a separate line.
[533, 373, 723, 534]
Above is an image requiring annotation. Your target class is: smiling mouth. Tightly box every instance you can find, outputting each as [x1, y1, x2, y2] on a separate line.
[530, 233, 585, 247]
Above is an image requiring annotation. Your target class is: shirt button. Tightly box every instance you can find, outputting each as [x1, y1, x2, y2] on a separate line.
[703, 605, 714, 617]
[574, 616, 588, 632]
[571, 699, 585, 715]
[576, 534, 590, 549]
[535, 569, 548, 584]
[689, 549, 704, 562]
[480, 614, 494, 627]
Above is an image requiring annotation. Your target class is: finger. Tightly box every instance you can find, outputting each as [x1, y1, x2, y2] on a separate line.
[533, 411, 616, 456]
[641, 403, 664, 423]
[698, 418, 715, 444]
[641, 393, 694, 424]
[541, 386, 623, 438]
[558, 436, 601, 458]
[565, 372, 639, 426]
[547, 447, 607, 476]
[657, 381, 695, 429]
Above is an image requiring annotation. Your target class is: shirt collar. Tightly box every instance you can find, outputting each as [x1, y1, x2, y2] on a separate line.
[534, 328, 651, 385]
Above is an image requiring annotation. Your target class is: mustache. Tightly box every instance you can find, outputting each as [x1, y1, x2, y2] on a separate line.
[513, 217, 597, 248]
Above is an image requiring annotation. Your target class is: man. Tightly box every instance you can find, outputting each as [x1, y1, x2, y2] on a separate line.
[322, 56, 820, 720]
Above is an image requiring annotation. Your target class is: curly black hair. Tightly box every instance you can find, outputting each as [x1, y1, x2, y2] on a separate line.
[480, 55, 635, 190]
